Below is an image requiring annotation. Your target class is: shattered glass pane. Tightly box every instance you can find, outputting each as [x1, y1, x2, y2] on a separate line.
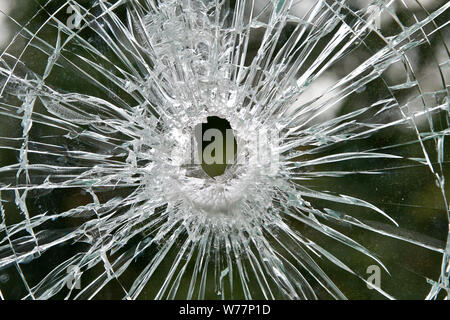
[0, 0, 448, 299]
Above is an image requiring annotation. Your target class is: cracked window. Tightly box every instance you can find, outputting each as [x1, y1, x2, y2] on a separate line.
[0, 0, 448, 300]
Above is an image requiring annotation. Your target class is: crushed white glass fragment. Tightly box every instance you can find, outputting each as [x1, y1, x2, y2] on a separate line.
[0, 0, 448, 299]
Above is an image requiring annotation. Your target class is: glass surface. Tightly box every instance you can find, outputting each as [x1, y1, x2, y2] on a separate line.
[0, 0, 448, 299]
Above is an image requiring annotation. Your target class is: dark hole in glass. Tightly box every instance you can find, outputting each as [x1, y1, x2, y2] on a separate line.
[195, 116, 237, 178]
